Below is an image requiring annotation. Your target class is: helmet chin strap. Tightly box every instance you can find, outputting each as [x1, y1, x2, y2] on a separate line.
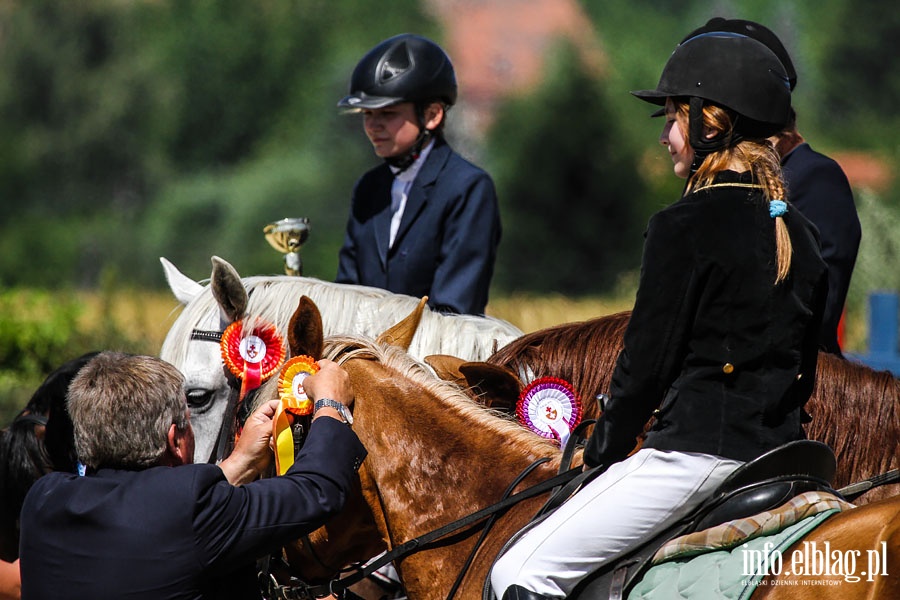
[385, 101, 440, 172]
[385, 127, 432, 172]
[687, 96, 743, 175]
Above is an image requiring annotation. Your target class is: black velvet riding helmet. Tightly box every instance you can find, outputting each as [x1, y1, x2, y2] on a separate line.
[632, 32, 792, 160]
[337, 33, 457, 110]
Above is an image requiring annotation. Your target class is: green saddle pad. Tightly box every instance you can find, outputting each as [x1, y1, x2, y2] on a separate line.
[627, 510, 836, 600]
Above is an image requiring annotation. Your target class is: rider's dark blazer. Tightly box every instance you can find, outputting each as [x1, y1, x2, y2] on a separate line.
[19, 417, 365, 600]
[586, 170, 828, 467]
[781, 142, 861, 356]
[336, 137, 501, 316]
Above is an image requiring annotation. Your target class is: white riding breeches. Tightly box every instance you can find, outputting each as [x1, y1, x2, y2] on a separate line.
[490, 448, 743, 598]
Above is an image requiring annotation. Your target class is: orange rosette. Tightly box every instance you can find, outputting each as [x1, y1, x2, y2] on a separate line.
[274, 355, 320, 475]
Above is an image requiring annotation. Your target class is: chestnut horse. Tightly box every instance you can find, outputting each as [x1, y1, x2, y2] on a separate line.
[256, 298, 900, 600]
[429, 311, 899, 504]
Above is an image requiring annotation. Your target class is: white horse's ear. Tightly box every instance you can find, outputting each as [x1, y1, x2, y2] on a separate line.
[160, 257, 204, 306]
[210, 256, 248, 324]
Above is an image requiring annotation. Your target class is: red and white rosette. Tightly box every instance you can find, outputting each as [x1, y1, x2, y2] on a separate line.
[516, 376, 582, 446]
[220, 319, 286, 400]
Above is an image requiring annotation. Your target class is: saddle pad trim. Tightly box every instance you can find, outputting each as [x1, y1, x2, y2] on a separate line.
[737, 510, 836, 600]
[652, 491, 852, 564]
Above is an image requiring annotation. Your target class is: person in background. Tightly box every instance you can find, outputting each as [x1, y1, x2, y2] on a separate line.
[773, 109, 860, 355]
[680, 18, 861, 356]
[0, 352, 98, 600]
[336, 33, 501, 316]
[491, 30, 827, 599]
[18, 352, 365, 600]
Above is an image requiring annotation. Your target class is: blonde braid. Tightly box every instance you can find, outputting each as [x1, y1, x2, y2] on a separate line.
[739, 141, 793, 284]
[678, 101, 793, 284]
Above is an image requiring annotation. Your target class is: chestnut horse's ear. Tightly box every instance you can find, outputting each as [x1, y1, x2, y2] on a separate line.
[425, 354, 467, 387]
[459, 362, 522, 412]
[376, 296, 427, 350]
[426, 354, 522, 413]
[288, 295, 324, 359]
[210, 256, 248, 324]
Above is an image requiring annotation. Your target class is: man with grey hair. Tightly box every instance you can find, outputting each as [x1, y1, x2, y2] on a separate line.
[18, 352, 364, 600]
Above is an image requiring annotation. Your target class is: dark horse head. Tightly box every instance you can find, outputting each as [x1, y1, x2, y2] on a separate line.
[0, 352, 98, 561]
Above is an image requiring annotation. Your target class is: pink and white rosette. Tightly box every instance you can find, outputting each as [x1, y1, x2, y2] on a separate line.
[516, 376, 582, 446]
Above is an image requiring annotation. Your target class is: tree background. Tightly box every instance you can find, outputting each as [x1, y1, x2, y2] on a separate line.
[2, 0, 896, 293]
[1, 0, 899, 414]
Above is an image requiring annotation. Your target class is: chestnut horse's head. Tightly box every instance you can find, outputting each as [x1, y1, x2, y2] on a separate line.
[255, 295, 563, 597]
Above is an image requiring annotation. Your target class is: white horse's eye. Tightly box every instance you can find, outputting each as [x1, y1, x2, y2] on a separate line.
[186, 389, 218, 414]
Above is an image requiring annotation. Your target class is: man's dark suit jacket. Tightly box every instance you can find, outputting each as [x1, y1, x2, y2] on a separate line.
[19, 418, 365, 600]
[336, 138, 501, 315]
[586, 171, 828, 467]
[782, 143, 861, 355]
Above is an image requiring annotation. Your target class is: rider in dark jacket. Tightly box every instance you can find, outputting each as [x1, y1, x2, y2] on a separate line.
[491, 29, 827, 600]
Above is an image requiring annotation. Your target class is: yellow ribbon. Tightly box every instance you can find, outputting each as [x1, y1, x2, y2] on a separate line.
[274, 356, 319, 475]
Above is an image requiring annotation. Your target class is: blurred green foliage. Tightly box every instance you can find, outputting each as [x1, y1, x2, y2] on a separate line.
[1, 0, 897, 290]
[486, 42, 647, 295]
[0, 284, 150, 423]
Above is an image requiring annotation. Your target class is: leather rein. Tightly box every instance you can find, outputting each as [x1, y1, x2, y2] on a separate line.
[266, 420, 599, 600]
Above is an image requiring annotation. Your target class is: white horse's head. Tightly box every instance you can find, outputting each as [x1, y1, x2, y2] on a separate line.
[159, 256, 523, 463]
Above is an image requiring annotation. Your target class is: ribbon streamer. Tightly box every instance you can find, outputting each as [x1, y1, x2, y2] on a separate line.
[274, 355, 320, 475]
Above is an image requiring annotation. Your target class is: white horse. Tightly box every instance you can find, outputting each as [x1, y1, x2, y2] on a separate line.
[159, 256, 523, 463]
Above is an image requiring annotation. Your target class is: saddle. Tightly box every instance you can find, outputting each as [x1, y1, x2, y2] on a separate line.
[569, 440, 838, 600]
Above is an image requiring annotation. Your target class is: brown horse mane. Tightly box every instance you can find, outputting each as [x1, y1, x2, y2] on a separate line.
[488, 311, 629, 408]
[322, 335, 562, 461]
[809, 352, 900, 491]
[485, 310, 899, 500]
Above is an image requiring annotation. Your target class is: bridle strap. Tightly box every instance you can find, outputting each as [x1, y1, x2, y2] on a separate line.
[282, 464, 584, 599]
[207, 385, 240, 464]
[187, 327, 240, 465]
[191, 329, 224, 343]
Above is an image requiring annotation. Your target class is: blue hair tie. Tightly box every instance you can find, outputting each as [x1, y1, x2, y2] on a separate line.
[769, 200, 788, 218]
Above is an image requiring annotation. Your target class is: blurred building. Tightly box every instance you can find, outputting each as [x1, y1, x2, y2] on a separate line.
[426, 0, 605, 154]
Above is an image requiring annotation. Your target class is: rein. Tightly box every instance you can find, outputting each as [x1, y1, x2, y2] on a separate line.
[267, 465, 584, 600]
[271, 419, 599, 600]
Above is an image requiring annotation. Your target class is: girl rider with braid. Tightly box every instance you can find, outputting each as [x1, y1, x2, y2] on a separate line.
[491, 30, 828, 599]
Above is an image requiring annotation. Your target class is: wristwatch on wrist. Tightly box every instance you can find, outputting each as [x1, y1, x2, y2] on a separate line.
[313, 398, 353, 425]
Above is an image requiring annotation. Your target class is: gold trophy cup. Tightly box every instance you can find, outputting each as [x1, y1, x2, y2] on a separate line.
[264, 218, 310, 276]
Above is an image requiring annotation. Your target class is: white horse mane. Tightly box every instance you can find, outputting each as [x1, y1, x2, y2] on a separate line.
[160, 274, 523, 367]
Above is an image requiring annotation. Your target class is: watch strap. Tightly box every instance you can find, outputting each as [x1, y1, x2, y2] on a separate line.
[314, 398, 352, 424]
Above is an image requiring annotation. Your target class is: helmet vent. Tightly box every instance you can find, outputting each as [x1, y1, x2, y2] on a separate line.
[379, 42, 412, 84]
